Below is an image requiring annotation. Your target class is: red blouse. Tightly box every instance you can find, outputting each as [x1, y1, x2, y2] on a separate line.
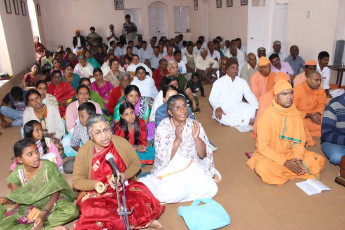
[114, 117, 146, 146]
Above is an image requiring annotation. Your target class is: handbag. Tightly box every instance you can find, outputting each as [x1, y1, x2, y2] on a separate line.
[178, 198, 230, 230]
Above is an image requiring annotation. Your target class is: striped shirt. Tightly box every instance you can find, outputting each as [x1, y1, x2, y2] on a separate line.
[321, 95, 345, 145]
[70, 124, 89, 147]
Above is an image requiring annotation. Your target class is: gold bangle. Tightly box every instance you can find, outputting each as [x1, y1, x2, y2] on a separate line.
[95, 182, 105, 193]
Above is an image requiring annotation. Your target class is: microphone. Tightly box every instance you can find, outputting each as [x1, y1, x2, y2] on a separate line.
[106, 153, 120, 178]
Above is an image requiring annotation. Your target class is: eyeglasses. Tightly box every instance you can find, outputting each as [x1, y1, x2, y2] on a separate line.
[93, 127, 111, 137]
[172, 104, 188, 111]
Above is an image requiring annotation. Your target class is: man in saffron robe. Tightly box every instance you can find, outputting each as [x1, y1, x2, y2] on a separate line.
[247, 79, 325, 185]
[252, 72, 290, 137]
[294, 71, 326, 146]
[293, 60, 317, 87]
[250, 57, 276, 101]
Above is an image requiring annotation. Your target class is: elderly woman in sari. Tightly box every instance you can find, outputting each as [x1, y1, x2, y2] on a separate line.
[104, 58, 125, 87]
[23, 89, 63, 144]
[73, 55, 94, 80]
[47, 70, 76, 117]
[131, 66, 158, 106]
[91, 68, 114, 109]
[85, 49, 101, 69]
[72, 114, 165, 229]
[139, 95, 219, 203]
[24, 63, 40, 87]
[62, 64, 81, 91]
[126, 55, 152, 78]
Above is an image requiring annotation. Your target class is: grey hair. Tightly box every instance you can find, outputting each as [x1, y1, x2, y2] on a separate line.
[257, 47, 266, 52]
[273, 40, 281, 45]
[168, 60, 178, 70]
[87, 114, 110, 138]
[120, 73, 131, 81]
[78, 55, 86, 61]
[200, 48, 208, 54]
[166, 94, 187, 117]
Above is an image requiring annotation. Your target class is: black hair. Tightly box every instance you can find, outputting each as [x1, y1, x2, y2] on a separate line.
[182, 41, 187, 46]
[25, 89, 41, 105]
[76, 84, 90, 94]
[318, 51, 329, 60]
[124, 85, 140, 98]
[79, 77, 91, 85]
[109, 58, 119, 67]
[235, 38, 241, 41]
[163, 85, 178, 98]
[269, 53, 279, 62]
[132, 54, 139, 59]
[216, 36, 223, 41]
[78, 101, 96, 115]
[167, 94, 187, 116]
[125, 56, 132, 62]
[173, 50, 181, 56]
[165, 75, 178, 87]
[128, 40, 134, 44]
[90, 26, 95, 31]
[135, 66, 146, 75]
[191, 72, 200, 79]
[31, 63, 39, 69]
[198, 36, 205, 40]
[14, 138, 36, 158]
[159, 58, 167, 64]
[52, 70, 62, 78]
[65, 63, 74, 70]
[142, 40, 147, 44]
[93, 68, 102, 75]
[110, 40, 116, 46]
[125, 14, 131, 18]
[11, 86, 24, 98]
[23, 120, 47, 154]
[117, 101, 141, 145]
[196, 40, 203, 45]
[65, 47, 71, 52]
[35, 80, 47, 88]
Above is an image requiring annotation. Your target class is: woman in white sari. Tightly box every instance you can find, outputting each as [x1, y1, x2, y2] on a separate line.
[139, 95, 219, 203]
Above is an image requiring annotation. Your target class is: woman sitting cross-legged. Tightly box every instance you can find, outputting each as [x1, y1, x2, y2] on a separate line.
[72, 114, 165, 230]
[0, 139, 79, 229]
[114, 102, 155, 165]
[139, 95, 220, 203]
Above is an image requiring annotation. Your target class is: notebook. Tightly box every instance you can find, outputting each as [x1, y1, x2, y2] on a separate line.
[296, 179, 331, 196]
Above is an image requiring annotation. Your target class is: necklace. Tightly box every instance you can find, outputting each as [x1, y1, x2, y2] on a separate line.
[34, 105, 47, 120]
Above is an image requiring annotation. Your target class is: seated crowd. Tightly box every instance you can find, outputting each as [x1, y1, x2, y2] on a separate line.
[0, 16, 344, 228]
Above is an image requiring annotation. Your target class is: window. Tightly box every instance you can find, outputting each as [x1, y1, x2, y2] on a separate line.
[174, 6, 190, 33]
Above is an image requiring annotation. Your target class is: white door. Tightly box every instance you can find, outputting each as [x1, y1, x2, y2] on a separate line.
[272, 3, 288, 54]
[247, 0, 270, 55]
[148, 2, 167, 39]
[124, 9, 142, 35]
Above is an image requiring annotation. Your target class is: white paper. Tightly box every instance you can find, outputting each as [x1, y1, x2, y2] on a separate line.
[296, 179, 331, 196]
[235, 125, 253, 133]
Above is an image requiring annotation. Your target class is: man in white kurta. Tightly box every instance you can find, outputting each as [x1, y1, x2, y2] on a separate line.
[209, 57, 258, 127]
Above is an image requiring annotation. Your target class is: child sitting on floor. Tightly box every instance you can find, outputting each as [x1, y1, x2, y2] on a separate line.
[114, 101, 155, 165]
[0, 139, 79, 229]
[186, 72, 204, 113]
[10, 120, 62, 172]
[70, 102, 96, 152]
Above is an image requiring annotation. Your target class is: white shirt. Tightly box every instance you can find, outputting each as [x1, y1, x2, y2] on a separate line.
[149, 53, 163, 69]
[106, 30, 119, 46]
[193, 47, 202, 55]
[209, 75, 258, 126]
[73, 62, 94, 79]
[149, 90, 164, 122]
[177, 61, 187, 74]
[317, 64, 331, 90]
[195, 55, 219, 70]
[208, 50, 220, 61]
[123, 45, 139, 55]
[181, 47, 187, 56]
[138, 48, 153, 62]
[131, 76, 158, 99]
[240, 46, 247, 57]
[114, 47, 123, 58]
[76, 37, 81, 47]
[127, 63, 152, 77]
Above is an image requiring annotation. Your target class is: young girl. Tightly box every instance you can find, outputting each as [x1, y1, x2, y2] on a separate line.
[123, 56, 132, 71]
[10, 120, 62, 171]
[114, 102, 155, 165]
[0, 139, 79, 229]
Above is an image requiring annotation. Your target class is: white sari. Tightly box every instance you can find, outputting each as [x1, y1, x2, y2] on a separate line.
[139, 118, 219, 203]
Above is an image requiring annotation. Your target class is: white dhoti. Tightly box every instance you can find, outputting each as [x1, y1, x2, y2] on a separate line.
[213, 102, 256, 127]
[139, 154, 218, 203]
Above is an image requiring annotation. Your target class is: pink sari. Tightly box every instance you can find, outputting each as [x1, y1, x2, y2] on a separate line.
[91, 81, 114, 109]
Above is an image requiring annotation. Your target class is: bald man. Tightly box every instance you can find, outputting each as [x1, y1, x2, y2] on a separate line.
[247, 79, 325, 185]
[240, 53, 258, 83]
[195, 48, 219, 84]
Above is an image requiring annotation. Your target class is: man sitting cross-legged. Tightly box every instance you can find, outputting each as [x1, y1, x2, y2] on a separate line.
[247, 79, 325, 185]
[294, 71, 326, 146]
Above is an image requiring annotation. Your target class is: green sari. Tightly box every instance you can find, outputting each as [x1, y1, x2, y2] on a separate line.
[87, 57, 101, 69]
[0, 160, 79, 229]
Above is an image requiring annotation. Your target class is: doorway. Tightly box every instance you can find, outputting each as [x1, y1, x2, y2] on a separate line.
[148, 1, 168, 39]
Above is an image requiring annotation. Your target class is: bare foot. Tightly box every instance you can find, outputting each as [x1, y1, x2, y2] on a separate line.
[53, 226, 68, 230]
[150, 220, 163, 230]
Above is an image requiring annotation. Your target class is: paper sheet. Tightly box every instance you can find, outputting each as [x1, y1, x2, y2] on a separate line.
[235, 125, 253, 133]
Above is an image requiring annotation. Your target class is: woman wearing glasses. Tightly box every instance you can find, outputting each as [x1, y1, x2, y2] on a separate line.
[72, 114, 164, 230]
[139, 95, 220, 203]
